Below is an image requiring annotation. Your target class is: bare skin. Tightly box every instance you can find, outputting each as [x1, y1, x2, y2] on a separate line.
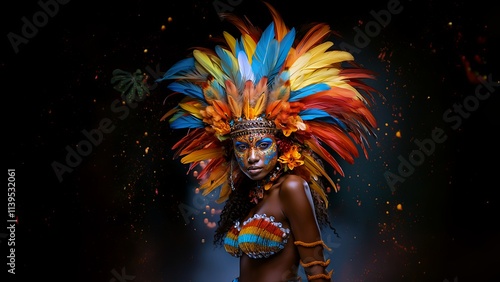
[232, 133, 331, 282]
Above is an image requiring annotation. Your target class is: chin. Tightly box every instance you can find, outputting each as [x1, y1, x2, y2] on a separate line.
[245, 171, 267, 181]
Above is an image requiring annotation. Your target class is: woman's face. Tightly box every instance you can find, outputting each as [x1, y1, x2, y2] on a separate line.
[233, 132, 278, 181]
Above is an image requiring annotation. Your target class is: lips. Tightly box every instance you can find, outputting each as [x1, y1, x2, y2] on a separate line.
[247, 167, 263, 175]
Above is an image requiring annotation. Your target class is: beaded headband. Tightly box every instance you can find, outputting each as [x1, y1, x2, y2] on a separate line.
[229, 118, 277, 138]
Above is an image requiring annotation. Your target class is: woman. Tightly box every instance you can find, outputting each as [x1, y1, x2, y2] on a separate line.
[158, 2, 378, 281]
[218, 124, 336, 281]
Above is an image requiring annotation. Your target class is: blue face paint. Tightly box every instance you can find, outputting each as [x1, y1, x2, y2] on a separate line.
[257, 138, 277, 165]
[232, 134, 279, 181]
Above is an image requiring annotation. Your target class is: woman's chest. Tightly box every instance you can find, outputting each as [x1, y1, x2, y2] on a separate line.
[245, 188, 287, 226]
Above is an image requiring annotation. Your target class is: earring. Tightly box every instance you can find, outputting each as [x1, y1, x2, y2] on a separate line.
[230, 158, 235, 191]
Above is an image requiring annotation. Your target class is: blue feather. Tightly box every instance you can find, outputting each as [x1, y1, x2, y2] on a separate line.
[212, 80, 226, 100]
[299, 109, 347, 130]
[268, 28, 295, 82]
[167, 81, 204, 100]
[235, 39, 245, 59]
[238, 51, 254, 82]
[276, 70, 290, 82]
[170, 113, 204, 129]
[157, 57, 195, 82]
[215, 45, 243, 89]
[251, 23, 278, 82]
[234, 39, 255, 81]
[204, 79, 226, 101]
[289, 83, 331, 102]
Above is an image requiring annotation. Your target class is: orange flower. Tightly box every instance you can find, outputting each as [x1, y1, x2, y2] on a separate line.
[200, 106, 231, 137]
[276, 115, 306, 137]
[278, 145, 304, 170]
[273, 101, 306, 137]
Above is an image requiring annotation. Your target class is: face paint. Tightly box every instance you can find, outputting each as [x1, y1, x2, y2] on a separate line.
[233, 133, 278, 181]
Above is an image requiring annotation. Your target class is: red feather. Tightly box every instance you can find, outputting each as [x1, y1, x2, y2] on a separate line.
[308, 121, 359, 163]
[197, 157, 226, 180]
[171, 128, 206, 158]
[303, 138, 344, 176]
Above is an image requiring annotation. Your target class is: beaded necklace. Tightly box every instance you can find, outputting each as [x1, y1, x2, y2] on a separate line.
[249, 166, 283, 204]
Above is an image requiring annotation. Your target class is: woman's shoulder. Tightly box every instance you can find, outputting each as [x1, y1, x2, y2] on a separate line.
[277, 174, 315, 218]
[278, 174, 311, 200]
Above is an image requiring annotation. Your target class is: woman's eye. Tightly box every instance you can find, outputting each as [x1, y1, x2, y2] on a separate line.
[258, 142, 270, 149]
[236, 144, 248, 151]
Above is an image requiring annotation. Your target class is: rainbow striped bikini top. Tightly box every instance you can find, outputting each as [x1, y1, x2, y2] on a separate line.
[224, 214, 290, 259]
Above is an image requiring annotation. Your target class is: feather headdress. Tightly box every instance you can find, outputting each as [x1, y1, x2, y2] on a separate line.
[158, 2, 379, 205]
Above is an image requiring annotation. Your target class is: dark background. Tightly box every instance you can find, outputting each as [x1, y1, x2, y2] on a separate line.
[2, 0, 499, 281]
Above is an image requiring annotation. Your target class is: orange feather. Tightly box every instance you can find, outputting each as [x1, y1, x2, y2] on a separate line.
[265, 100, 284, 120]
[212, 100, 232, 120]
[308, 122, 359, 163]
[262, 1, 289, 40]
[303, 138, 344, 177]
[295, 23, 331, 55]
[181, 147, 224, 166]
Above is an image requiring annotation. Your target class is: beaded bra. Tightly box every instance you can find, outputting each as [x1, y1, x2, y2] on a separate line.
[223, 214, 290, 259]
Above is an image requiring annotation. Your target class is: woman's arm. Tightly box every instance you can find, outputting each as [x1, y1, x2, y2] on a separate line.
[280, 175, 333, 282]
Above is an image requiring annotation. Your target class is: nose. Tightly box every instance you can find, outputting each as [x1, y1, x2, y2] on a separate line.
[247, 148, 259, 164]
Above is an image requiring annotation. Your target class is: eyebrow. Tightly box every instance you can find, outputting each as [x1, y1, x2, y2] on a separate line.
[256, 138, 273, 145]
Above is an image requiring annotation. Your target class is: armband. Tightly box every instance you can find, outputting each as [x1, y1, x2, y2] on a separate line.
[307, 269, 333, 280]
[294, 240, 332, 251]
[294, 240, 333, 281]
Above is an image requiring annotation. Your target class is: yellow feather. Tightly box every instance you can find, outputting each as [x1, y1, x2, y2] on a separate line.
[193, 50, 224, 84]
[160, 107, 178, 122]
[304, 153, 337, 193]
[289, 42, 355, 90]
[302, 52, 348, 72]
[292, 68, 339, 90]
[200, 174, 225, 195]
[178, 100, 204, 119]
[199, 165, 227, 194]
[241, 34, 256, 64]
[180, 147, 224, 164]
[228, 95, 242, 118]
[216, 182, 231, 203]
[223, 31, 237, 55]
[289, 53, 312, 85]
[308, 41, 334, 57]
[309, 181, 329, 208]
[252, 94, 267, 117]
[315, 50, 354, 67]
